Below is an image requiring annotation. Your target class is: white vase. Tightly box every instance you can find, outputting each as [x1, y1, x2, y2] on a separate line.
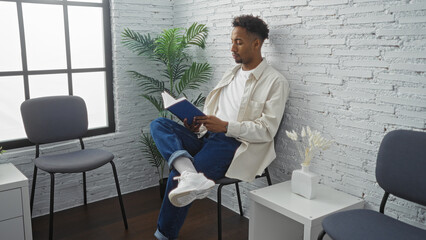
[291, 164, 319, 199]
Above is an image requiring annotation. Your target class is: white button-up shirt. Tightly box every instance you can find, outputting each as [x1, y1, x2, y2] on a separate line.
[201, 59, 290, 182]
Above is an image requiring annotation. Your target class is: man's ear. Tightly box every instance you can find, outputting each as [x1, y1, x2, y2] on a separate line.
[253, 38, 262, 50]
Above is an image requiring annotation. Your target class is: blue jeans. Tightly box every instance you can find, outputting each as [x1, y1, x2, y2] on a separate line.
[150, 118, 241, 240]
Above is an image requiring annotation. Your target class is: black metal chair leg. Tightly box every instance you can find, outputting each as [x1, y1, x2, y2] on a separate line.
[110, 161, 128, 230]
[217, 184, 224, 240]
[317, 230, 326, 240]
[235, 182, 243, 216]
[30, 166, 38, 214]
[83, 172, 87, 205]
[49, 173, 55, 240]
[265, 168, 272, 185]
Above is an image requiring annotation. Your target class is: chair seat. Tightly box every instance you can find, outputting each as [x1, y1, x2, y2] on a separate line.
[35, 149, 114, 173]
[323, 209, 426, 240]
[216, 177, 240, 185]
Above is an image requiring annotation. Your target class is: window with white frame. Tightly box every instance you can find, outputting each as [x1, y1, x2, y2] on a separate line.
[0, 0, 115, 149]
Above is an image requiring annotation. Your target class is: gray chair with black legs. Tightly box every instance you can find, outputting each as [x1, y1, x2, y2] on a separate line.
[317, 129, 426, 240]
[216, 167, 272, 240]
[21, 96, 128, 240]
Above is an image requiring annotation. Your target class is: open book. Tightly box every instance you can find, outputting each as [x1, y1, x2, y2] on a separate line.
[161, 91, 205, 125]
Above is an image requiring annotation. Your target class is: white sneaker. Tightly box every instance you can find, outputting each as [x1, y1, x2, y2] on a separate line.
[168, 171, 215, 207]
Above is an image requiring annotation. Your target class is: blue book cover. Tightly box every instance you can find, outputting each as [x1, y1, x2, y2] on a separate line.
[161, 91, 205, 125]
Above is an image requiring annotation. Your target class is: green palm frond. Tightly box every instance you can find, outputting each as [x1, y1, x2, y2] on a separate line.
[130, 71, 165, 95]
[122, 28, 156, 58]
[140, 133, 165, 170]
[142, 94, 164, 112]
[184, 23, 208, 49]
[176, 62, 212, 95]
[191, 93, 206, 107]
[155, 28, 184, 64]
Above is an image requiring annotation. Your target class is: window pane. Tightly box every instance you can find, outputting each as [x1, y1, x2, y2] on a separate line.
[29, 74, 68, 98]
[68, 6, 105, 68]
[0, 76, 26, 141]
[73, 72, 107, 129]
[0, 2, 22, 72]
[23, 3, 67, 71]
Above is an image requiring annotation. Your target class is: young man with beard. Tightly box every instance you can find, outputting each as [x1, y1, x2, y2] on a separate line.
[150, 15, 290, 240]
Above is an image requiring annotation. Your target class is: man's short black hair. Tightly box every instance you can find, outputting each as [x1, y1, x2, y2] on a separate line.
[232, 15, 269, 41]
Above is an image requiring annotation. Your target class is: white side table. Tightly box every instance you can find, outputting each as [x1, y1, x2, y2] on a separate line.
[249, 181, 364, 240]
[0, 163, 33, 240]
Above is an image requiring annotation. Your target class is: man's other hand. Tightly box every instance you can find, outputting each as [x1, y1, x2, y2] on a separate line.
[195, 115, 228, 133]
[184, 117, 201, 132]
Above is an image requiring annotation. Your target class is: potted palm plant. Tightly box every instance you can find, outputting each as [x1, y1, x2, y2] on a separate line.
[122, 23, 212, 199]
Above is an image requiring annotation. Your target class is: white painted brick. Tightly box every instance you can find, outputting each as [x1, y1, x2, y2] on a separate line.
[399, 16, 426, 24]
[290, 66, 327, 73]
[384, 51, 426, 59]
[306, 19, 344, 27]
[298, 8, 336, 17]
[350, 102, 394, 113]
[398, 87, 426, 96]
[299, 57, 339, 64]
[348, 82, 394, 90]
[339, 5, 385, 15]
[336, 137, 377, 151]
[291, 29, 330, 35]
[208, 0, 231, 7]
[388, 2, 426, 12]
[270, 18, 302, 26]
[329, 68, 373, 78]
[347, 15, 394, 24]
[332, 28, 375, 35]
[349, 39, 400, 46]
[263, 9, 296, 17]
[376, 28, 426, 36]
[378, 96, 426, 108]
[398, 109, 426, 119]
[376, 73, 425, 84]
[403, 39, 426, 47]
[308, 38, 346, 45]
[372, 115, 424, 128]
[342, 60, 389, 68]
[271, 0, 308, 7]
[310, 0, 348, 6]
[389, 63, 426, 72]
[334, 49, 380, 56]
[292, 48, 332, 55]
[308, 95, 344, 105]
[333, 90, 375, 102]
[304, 76, 343, 85]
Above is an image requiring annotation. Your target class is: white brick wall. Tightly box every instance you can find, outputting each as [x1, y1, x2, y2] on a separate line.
[174, 0, 426, 229]
[1, 0, 425, 231]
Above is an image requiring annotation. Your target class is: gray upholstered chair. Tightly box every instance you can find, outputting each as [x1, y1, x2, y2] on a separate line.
[318, 129, 426, 240]
[21, 96, 128, 240]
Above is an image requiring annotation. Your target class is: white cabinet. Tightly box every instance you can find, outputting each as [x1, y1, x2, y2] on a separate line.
[249, 181, 364, 240]
[0, 163, 32, 240]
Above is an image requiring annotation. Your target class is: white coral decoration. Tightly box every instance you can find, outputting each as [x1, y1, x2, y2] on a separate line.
[285, 126, 332, 166]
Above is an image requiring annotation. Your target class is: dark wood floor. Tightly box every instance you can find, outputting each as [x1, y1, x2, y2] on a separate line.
[32, 186, 248, 240]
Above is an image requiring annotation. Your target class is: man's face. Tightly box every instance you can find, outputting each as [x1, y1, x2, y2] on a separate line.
[230, 26, 257, 65]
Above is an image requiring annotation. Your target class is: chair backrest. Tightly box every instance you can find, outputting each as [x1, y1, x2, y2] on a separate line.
[21, 96, 88, 144]
[376, 129, 426, 206]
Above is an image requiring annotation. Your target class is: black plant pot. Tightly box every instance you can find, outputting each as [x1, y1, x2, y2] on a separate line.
[159, 178, 168, 200]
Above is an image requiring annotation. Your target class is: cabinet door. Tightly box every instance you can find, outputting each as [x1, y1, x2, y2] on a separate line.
[0, 188, 23, 221]
[0, 217, 25, 240]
